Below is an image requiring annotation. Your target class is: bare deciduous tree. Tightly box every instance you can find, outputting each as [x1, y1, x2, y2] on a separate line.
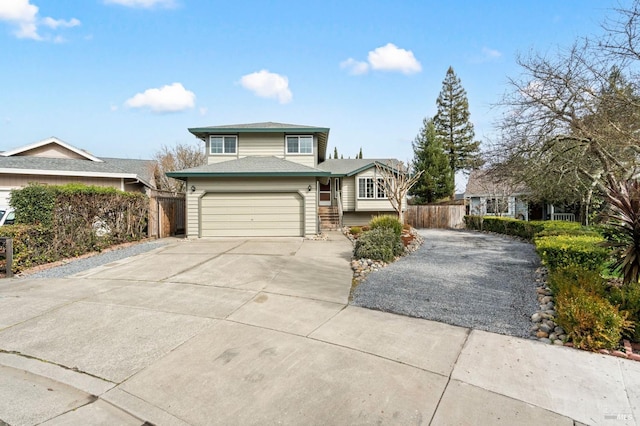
[375, 161, 423, 224]
[153, 142, 206, 192]
[490, 3, 640, 224]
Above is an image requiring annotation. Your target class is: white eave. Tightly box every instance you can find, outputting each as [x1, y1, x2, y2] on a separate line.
[1, 137, 104, 163]
[0, 168, 138, 180]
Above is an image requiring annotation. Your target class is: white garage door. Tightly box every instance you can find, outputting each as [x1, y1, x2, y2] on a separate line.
[201, 192, 304, 237]
[0, 191, 10, 208]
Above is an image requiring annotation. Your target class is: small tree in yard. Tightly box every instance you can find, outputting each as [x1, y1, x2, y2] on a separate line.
[375, 161, 423, 224]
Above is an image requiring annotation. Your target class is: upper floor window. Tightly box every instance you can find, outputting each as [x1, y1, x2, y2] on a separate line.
[210, 135, 237, 154]
[358, 177, 386, 199]
[286, 135, 313, 154]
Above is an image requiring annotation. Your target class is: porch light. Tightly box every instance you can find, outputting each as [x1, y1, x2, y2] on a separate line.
[307, 185, 312, 191]
[190, 185, 196, 192]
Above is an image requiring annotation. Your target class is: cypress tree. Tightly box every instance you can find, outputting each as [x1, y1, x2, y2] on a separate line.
[433, 66, 482, 178]
[410, 118, 454, 203]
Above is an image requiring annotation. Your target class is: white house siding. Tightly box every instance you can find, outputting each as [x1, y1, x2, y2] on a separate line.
[342, 177, 356, 211]
[343, 211, 394, 227]
[239, 133, 284, 158]
[185, 177, 316, 237]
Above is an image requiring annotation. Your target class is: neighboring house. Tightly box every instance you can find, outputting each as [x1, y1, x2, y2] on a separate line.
[465, 169, 531, 220]
[465, 169, 576, 222]
[166, 122, 403, 237]
[0, 137, 156, 206]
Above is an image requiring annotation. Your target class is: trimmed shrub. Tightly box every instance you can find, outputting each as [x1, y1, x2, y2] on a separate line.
[534, 235, 608, 271]
[464, 215, 484, 231]
[10, 184, 57, 226]
[555, 285, 631, 350]
[608, 283, 640, 342]
[0, 224, 55, 272]
[369, 215, 403, 237]
[1, 183, 148, 273]
[354, 227, 403, 262]
[547, 266, 607, 298]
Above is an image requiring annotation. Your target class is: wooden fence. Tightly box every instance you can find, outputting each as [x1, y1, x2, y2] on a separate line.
[148, 190, 186, 238]
[404, 205, 466, 229]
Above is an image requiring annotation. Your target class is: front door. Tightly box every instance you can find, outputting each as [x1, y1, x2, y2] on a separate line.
[319, 180, 331, 206]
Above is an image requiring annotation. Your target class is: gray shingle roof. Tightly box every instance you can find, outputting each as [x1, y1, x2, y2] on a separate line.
[465, 169, 529, 197]
[0, 156, 156, 188]
[317, 158, 402, 176]
[166, 156, 331, 178]
[194, 122, 325, 130]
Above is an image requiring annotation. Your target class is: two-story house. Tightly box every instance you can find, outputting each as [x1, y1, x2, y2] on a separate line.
[167, 122, 403, 237]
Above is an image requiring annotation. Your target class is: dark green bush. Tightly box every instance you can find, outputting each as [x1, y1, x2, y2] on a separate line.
[608, 283, 640, 342]
[10, 184, 57, 226]
[354, 227, 403, 262]
[1, 183, 148, 273]
[0, 224, 55, 272]
[534, 235, 608, 271]
[369, 215, 403, 237]
[555, 285, 631, 350]
[464, 215, 484, 231]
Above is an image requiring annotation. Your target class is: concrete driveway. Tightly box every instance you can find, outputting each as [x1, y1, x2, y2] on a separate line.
[0, 232, 638, 425]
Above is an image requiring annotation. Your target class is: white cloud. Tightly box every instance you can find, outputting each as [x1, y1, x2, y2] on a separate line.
[481, 47, 502, 60]
[199, 107, 208, 116]
[0, 0, 40, 39]
[239, 70, 292, 104]
[340, 58, 369, 75]
[0, 0, 80, 41]
[125, 82, 196, 113]
[340, 43, 422, 76]
[104, 0, 176, 8]
[42, 17, 80, 29]
[368, 43, 422, 74]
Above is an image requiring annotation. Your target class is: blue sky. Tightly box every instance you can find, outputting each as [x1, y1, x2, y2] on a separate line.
[0, 0, 622, 189]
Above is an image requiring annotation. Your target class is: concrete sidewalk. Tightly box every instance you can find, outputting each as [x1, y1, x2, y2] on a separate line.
[0, 232, 637, 425]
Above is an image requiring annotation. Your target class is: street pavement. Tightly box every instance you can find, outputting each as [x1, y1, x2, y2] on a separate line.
[0, 230, 637, 425]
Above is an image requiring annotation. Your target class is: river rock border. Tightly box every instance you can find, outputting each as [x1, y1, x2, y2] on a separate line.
[345, 226, 424, 283]
[531, 266, 640, 361]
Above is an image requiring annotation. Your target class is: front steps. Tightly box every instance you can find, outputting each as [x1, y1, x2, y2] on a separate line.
[318, 206, 340, 231]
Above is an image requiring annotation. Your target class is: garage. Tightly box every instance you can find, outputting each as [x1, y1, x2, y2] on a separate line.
[200, 192, 304, 237]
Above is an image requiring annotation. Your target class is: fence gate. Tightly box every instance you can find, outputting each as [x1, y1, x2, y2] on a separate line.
[149, 191, 185, 238]
[404, 205, 466, 229]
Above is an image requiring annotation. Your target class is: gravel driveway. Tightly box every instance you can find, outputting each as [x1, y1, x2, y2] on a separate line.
[352, 229, 540, 338]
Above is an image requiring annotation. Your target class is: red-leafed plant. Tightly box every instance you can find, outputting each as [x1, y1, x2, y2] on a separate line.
[603, 177, 640, 285]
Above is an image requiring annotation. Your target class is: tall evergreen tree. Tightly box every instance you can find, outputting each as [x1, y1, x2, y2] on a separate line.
[357, 147, 363, 159]
[333, 147, 339, 159]
[433, 66, 482, 177]
[410, 118, 454, 203]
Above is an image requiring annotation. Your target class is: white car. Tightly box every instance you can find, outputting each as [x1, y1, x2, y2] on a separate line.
[0, 208, 15, 226]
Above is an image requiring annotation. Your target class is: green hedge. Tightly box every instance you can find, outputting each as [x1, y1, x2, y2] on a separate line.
[465, 216, 599, 240]
[535, 235, 608, 271]
[1, 183, 148, 273]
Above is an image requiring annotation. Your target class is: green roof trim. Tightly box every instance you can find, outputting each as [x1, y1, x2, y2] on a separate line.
[166, 171, 331, 180]
[188, 126, 330, 134]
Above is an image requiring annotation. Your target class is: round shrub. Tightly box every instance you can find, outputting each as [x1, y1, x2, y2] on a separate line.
[354, 227, 403, 262]
[369, 215, 403, 237]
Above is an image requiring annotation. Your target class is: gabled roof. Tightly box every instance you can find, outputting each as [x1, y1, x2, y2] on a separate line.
[465, 169, 529, 197]
[1, 137, 103, 162]
[317, 158, 403, 176]
[166, 156, 331, 179]
[0, 138, 156, 189]
[187, 122, 330, 162]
